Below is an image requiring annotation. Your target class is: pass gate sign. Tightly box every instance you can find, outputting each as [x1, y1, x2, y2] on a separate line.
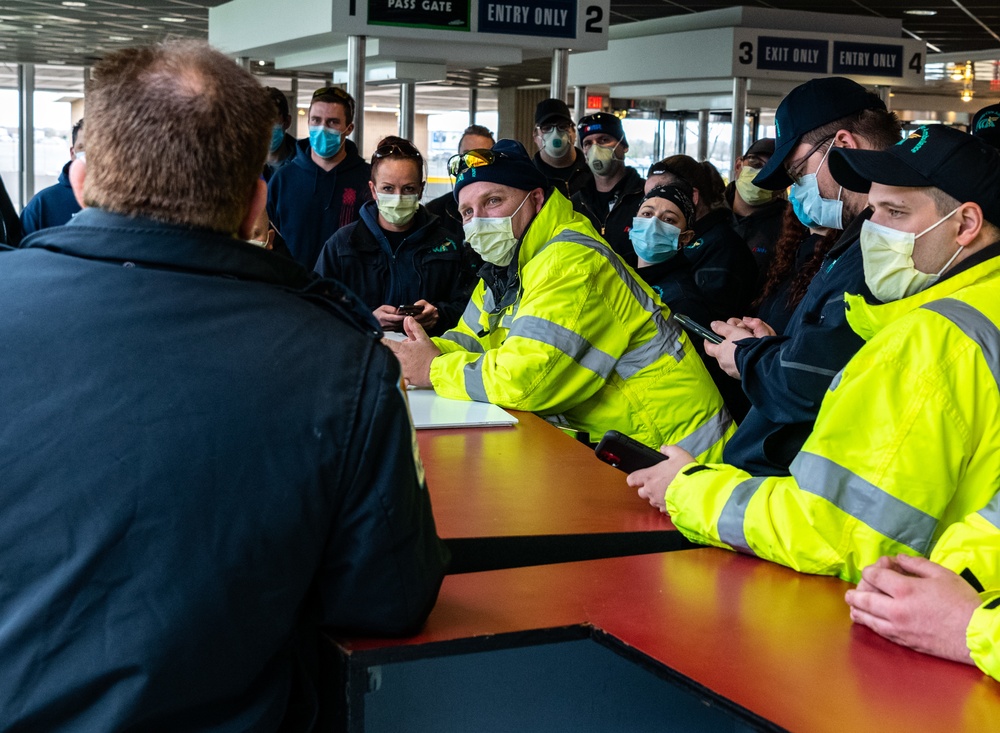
[368, 0, 471, 31]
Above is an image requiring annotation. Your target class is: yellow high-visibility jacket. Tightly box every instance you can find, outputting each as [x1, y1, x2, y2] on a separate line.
[664, 253, 1000, 583]
[429, 190, 732, 456]
[930, 493, 1000, 681]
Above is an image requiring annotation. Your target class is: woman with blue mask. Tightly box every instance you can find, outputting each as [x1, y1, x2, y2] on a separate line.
[631, 182, 751, 421]
[314, 136, 477, 336]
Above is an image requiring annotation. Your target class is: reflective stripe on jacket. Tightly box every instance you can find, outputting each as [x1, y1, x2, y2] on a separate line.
[429, 190, 732, 456]
[665, 253, 1000, 582]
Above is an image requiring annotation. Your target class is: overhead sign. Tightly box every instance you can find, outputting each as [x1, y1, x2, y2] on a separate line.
[732, 28, 925, 85]
[334, 0, 610, 50]
[755, 36, 827, 74]
[478, 0, 576, 39]
[832, 41, 903, 77]
[368, 0, 470, 31]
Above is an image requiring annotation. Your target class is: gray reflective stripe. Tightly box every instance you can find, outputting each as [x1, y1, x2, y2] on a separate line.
[463, 359, 488, 402]
[922, 299, 1000, 391]
[501, 313, 516, 329]
[977, 493, 1000, 530]
[460, 299, 483, 335]
[676, 407, 733, 457]
[778, 358, 840, 377]
[482, 287, 497, 313]
[539, 229, 685, 370]
[717, 476, 764, 555]
[790, 452, 938, 554]
[509, 315, 617, 379]
[441, 331, 484, 353]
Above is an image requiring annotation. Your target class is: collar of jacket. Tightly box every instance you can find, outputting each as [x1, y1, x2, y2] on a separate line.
[357, 199, 438, 252]
[845, 244, 1000, 341]
[21, 207, 318, 290]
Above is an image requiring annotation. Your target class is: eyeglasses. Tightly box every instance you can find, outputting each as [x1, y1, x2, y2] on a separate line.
[537, 121, 573, 134]
[373, 141, 423, 160]
[785, 135, 833, 184]
[447, 148, 509, 178]
[741, 154, 767, 169]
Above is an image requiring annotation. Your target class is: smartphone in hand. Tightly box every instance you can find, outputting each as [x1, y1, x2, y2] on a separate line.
[595, 430, 667, 473]
[397, 304, 422, 316]
[673, 313, 724, 345]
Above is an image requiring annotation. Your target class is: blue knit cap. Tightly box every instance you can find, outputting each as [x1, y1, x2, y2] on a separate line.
[453, 139, 548, 201]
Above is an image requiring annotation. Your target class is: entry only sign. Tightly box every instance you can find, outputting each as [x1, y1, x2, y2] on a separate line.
[338, 0, 610, 50]
[731, 28, 925, 85]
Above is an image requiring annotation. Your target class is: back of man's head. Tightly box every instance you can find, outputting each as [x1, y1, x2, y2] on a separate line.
[84, 40, 272, 234]
[755, 77, 901, 190]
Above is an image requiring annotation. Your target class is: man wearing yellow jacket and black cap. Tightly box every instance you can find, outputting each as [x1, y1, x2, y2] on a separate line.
[630, 124, 1000, 584]
[389, 139, 731, 458]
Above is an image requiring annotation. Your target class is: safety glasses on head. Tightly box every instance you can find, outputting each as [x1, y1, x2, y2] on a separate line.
[372, 141, 423, 161]
[448, 148, 511, 178]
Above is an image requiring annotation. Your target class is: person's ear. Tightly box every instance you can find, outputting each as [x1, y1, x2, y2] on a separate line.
[69, 159, 87, 208]
[734, 157, 744, 174]
[343, 122, 355, 140]
[679, 229, 694, 248]
[690, 188, 701, 208]
[369, 180, 378, 201]
[418, 181, 426, 201]
[833, 129, 859, 150]
[955, 203, 984, 247]
[530, 187, 546, 214]
[237, 179, 268, 240]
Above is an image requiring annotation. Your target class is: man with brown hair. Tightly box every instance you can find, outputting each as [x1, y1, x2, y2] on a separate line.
[267, 85, 371, 268]
[0, 40, 447, 730]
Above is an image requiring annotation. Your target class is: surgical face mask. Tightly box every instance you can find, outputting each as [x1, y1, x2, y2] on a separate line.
[629, 216, 682, 264]
[860, 207, 963, 301]
[269, 124, 285, 153]
[377, 193, 420, 226]
[541, 128, 572, 160]
[586, 142, 621, 176]
[309, 126, 343, 159]
[735, 166, 775, 206]
[463, 194, 531, 267]
[789, 144, 843, 230]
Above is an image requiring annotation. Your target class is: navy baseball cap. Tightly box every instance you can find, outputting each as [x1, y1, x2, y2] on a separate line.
[452, 139, 548, 201]
[829, 124, 1000, 225]
[971, 103, 1000, 151]
[578, 112, 627, 147]
[753, 77, 886, 190]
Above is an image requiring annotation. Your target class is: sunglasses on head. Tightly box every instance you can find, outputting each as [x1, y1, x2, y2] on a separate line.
[447, 148, 509, 178]
[373, 141, 423, 160]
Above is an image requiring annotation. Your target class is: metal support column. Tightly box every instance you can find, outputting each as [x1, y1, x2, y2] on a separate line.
[676, 116, 686, 155]
[18, 63, 35, 208]
[550, 48, 568, 102]
[573, 85, 586, 121]
[347, 35, 366, 151]
[468, 87, 478, 127]
[730, 77, 747, 178]
[697, 109, 710, 162]
[875, 85, 891, 110]
[399, 81, 415, 141]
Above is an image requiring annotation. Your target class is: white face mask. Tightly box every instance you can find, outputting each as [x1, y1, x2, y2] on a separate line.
[586, 142, 620, 176]
[789, 143, 842, 230]
[541, 128, 572, 160]
[376, 193, 420, 226]
[463, 194, 531, 267]
[860, 207, 963, 301]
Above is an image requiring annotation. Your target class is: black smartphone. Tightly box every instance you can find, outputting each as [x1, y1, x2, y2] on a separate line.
[595, 430, 667, 473]
[397, 304, 422, 316]
[673, 313, 724, 345]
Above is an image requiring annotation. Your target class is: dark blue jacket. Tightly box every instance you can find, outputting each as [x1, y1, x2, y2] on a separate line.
[681, 207, 758, 320]
[314, 200, 476, 336]
[20, 161, 81, 236]
[723, 211, 874, 475]
[266, 138, 371, 270]
[1, 209, 448, 731]
[571, 166, 645, 269]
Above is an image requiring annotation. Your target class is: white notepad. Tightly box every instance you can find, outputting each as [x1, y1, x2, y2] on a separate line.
[406, 389, 519, 430]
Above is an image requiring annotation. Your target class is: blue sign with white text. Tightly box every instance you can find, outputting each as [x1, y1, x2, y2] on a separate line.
[756, 36, 828, 74]
[478, 0, 576, 39]
[832, 41, 904, 77]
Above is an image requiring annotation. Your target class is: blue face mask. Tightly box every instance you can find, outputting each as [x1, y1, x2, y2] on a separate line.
[269, 124, 285, 153]
[629, 216, 682, 264]
[309, 126, 343, 159]
[788, 144, 843, 230]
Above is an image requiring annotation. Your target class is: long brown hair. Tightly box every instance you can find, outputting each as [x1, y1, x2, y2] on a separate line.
[754, 206, 840, 312]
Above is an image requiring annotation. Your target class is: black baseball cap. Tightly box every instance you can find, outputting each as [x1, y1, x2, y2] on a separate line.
[753, 77, 886, 190]
[971, 103, 1000, 151]
[744, 138, 775, 158]
[535, 98, 573, 127]
[829, 124, 1000, 225]
[578, 112, 627, 147]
